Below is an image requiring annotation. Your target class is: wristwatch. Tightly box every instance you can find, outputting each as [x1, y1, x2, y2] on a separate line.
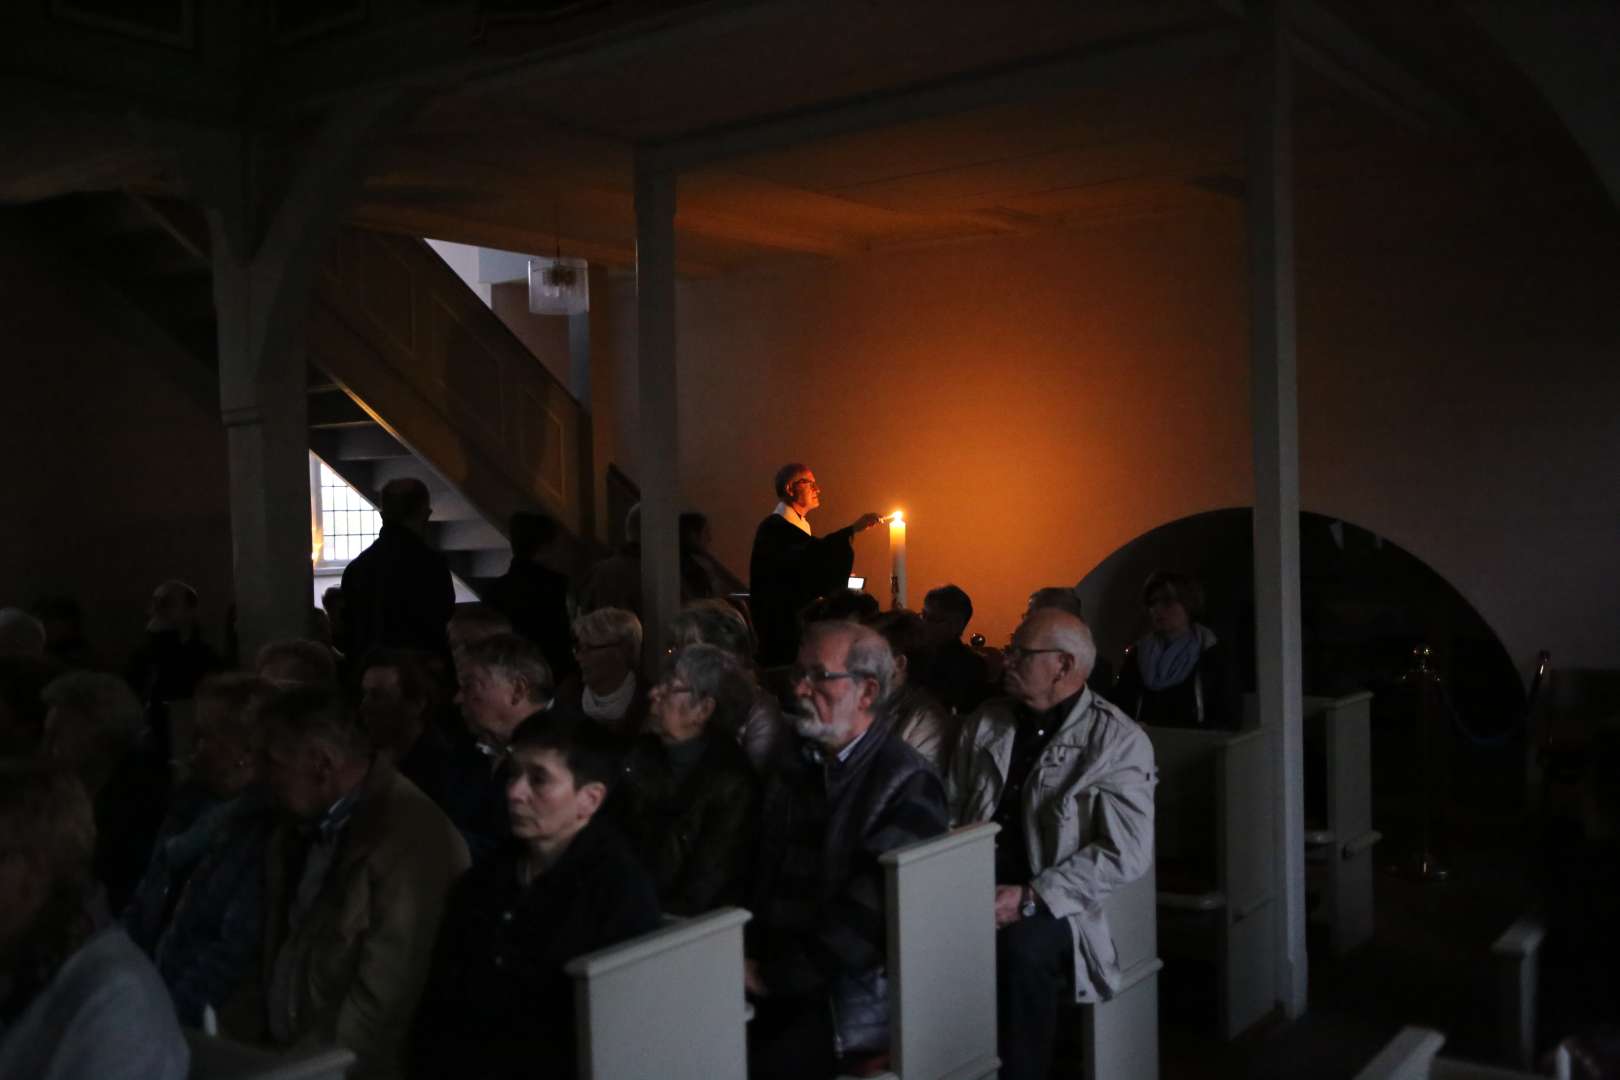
[1020, 885, 1038, 919]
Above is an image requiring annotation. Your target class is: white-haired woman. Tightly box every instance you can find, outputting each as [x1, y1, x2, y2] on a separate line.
[558, 607, 648, 740]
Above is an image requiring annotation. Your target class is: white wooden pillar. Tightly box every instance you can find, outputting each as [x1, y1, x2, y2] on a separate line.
[1246, 0, 1309, 1018]
[633, 156, 680, 665]
[179, 95, 412, 662]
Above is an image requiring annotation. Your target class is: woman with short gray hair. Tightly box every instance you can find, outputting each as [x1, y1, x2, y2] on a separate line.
[618, 645, 761, 915]
[668, 600, 793, 773]
[561, 607, 647, 739]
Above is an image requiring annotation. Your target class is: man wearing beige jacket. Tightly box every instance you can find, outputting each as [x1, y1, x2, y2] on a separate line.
[948, 608, 1156, 1080]
[260, 686, 470, 1080]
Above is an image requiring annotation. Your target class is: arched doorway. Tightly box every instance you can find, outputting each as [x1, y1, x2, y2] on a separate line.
[1076, 508, 1528, 822]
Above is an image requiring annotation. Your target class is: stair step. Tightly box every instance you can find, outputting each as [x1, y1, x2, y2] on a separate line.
[447, 549, 512, 580]
[329, 426, 408, 462]
[431, 518, 507, 551]
[308, 391, 372, 429]
[429, 491, 478, 522]
[371, 456, 439, 486]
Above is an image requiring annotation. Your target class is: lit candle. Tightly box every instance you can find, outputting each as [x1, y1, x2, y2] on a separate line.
[888, 510, 907, 610]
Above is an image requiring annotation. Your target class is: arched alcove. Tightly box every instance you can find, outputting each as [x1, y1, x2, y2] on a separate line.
[1076, 507, 1526, 747]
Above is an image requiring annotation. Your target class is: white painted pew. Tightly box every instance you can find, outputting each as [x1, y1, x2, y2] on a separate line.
[836, 822, 1001, 1080]
[566, 907, 752, 1080]
[1146, 724, 1277, 1039]
[1353, 1026, 1568, 1080]
[183, 1031, 355, 1080]
[1492, 917, 1547, 1070]
[1079, 868, 1163, 1080]
[1304, 691, 1382, 956]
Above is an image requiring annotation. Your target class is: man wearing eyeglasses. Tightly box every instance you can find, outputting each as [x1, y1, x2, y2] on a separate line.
[748, 462, 884, 667]
[947, 608, 1156, 1080]
[746, 621, 948, 1079]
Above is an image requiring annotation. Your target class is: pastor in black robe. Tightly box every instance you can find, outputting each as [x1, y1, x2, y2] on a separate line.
[748, 513, 857, 667]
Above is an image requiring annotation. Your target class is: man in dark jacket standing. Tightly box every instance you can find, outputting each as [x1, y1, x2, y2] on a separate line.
[340, 478, 454, 660]
[747, 621, 948, 1078]
[747, 463, 882, 668]
[485, 511, 577, 682]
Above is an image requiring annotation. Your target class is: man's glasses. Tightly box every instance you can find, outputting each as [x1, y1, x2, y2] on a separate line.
[1002, 645, 1068, 664]
[789, 478, 821, 491]
[789, 665, 873, 687]
[657, 682, 697, 699]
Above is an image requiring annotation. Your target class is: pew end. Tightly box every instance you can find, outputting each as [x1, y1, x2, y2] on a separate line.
[1354, 1026, 1569, 1080]
[1491, 916, 1546, 1070]
[873, 822, 1001, 1080]
[567, 907, 752, 1080]
[1148, 724, 1278, 1040]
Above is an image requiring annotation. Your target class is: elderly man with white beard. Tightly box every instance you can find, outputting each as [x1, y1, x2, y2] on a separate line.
[745, 620, 948, 1080]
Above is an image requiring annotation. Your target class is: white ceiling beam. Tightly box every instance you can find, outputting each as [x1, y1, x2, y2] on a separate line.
[1218, 0, 1476, 134]
[643, 22, 1242, 174]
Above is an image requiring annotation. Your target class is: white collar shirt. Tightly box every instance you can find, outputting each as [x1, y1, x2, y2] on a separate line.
[773, 501, 812, 536]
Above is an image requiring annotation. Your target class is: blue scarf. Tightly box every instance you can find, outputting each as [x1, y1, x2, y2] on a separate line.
[1135, 628, 1204, 691]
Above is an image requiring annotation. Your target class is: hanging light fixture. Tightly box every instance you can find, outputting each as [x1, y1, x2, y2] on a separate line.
[529, 198, 589, 316]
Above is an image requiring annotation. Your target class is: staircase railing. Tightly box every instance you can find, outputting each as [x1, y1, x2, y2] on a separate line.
[308, 228, 594, 545]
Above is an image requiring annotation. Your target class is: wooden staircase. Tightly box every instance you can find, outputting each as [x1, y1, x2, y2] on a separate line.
[37, 191, 597, 592]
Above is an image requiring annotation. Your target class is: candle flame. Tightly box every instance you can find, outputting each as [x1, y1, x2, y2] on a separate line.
[889, 510, 904, 524]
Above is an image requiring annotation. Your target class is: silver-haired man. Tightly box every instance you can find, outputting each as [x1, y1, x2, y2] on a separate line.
[948, 607, 1156, 1080]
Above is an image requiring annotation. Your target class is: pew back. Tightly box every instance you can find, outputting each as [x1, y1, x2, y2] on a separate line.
[882, 823, 1000, 1080]
[566, 908, 751, 1080]
[1147, 724, 1277, 1038]
[1305, 691, 1379, 955]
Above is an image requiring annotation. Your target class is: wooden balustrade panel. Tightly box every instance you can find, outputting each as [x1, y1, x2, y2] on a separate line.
[311, 228, 589, 540]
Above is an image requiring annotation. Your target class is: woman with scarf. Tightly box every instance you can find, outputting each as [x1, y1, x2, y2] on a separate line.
[1113, 570, 1236, 730]
[556, 607, 649, 741]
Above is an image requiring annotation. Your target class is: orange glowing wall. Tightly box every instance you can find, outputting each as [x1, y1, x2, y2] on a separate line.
[663, 213, 1251, 656]
[596, 200, 1620, 673]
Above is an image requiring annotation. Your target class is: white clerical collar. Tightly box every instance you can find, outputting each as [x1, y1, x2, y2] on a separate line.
[773, 501, 812, 536]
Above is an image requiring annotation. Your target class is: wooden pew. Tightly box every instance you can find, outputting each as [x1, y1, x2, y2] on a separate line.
[873, 822, 1001, 1080]
[1147, 724, 1277, 1039]
[566, 908, 752, 1080]
[183, 1031, 355, 1080]
[1077, 868, 1163, 1080]
[1353, 1026, 1568, 1080]
[1491, 916, 1547, 1071]
[1303, 691, 1381, 956]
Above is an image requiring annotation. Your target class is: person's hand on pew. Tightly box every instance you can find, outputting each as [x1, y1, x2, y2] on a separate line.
[744, 958, 768, 997]
[994, 885, 1025, 928]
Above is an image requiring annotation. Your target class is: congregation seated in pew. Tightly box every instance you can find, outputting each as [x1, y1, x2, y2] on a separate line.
[259, 685, 469, 1078]
[123, 672, 274, 1029]
[1112, 570, 1238, 731]
[949, 607, 1158, 1080]
[452, 632, 569, 859]
[0, 763, 190, 1080]
[746, 620, 950, 1079]
[666, 598, 795, 773]
[558, 606, 649, 742]
[411, 711, 660, 1080]
[617, 642, 761, 916]
[870, 609, 958, 772]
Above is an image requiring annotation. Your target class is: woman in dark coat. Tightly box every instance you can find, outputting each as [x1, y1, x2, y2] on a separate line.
[1113, 570, 1238, 730]
[617, 643, 761, 916]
